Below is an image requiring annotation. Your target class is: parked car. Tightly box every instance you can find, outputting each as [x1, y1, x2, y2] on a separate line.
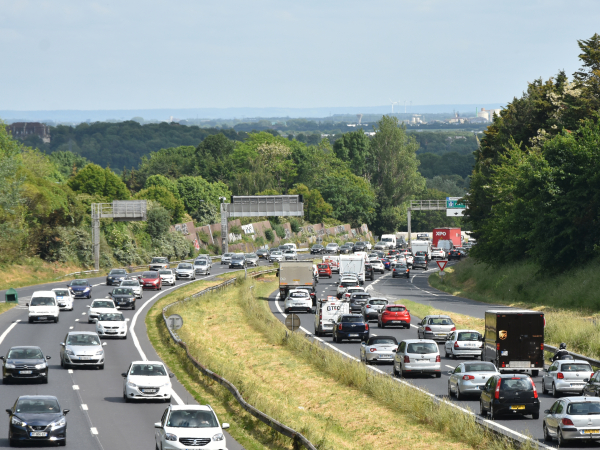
[325, 243, 339, 254]
[1, 346, 51, 384]
[378, 304, 411, 329]
[361, 298, 388, 321]
[60, 331, 105, 369]
[349, 292, 371, 313]
[412, 256, 428, 270]
[444, 330, 483, 359]
[158, 269, 176, 286]
[479, 373, 540, 419]
[193, 259, 211, 275]
[154, 405, 229, 449]
[448, 361, 499, 399]
[360, 336, 398, 365]
[256, 248, 270, 259]
[141, 271, 162, 290]
[392, 262, 410, 278]
[107, 287, 136, 310]
[96, 312, 128, 339]
[393, 339, 441, 378]
[67, 279, 92, 299]
[283, 289, 313, 314]
[317, 263, 332, 278]
[332, 314, 369, 343]
[543, 397, 600, 445]
[149, 257, 169, 271]
[310, 244, 325, 254]
[221, 253, 234, 265]
[417, 315, 456, 341]
[229, 254, 246, 269]
[87, 299, 118, 323]
[119, 279, 143, 298]
[106, 268, 128, 286]
[52, 288, 74, 311]
[245, 253, 259, 267]
[542, 360, 594, 397]
[7, 395, 68, 446]
[122, 361, 173, 402]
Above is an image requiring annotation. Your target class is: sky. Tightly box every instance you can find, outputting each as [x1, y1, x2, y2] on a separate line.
[1, 0, 599, 111]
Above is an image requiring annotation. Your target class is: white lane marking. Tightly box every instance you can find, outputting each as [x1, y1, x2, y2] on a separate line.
[410, 324, 418, 329]
[81, 312, 86, 315]
[446, 365, 454, 369]
[75, 319, 79, 322]
[69, 326, 73, 330]
[68, 369, 73, 374]
[73, 385, 80, 390]
[0, 320, 20, 346]
[90, 427, 98, 435]
[411, 276, 415, 283]
[81, 404, 88, 411]
[92, 283, 103, 287]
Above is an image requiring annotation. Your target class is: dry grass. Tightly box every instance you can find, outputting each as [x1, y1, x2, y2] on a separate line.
[0, 258, 94, 290]
[149, 275, 531, 450]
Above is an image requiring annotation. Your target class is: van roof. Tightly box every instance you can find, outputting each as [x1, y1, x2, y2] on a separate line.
[486, 309, 541, 315]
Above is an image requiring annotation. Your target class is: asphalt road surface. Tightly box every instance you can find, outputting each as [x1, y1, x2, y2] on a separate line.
[269, 260, 599, 449]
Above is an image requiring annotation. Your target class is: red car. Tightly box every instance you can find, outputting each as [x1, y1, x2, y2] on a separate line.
[317, 263, 332, 278]
[378, 304, 411, 329]
[141, 271, 162, 290]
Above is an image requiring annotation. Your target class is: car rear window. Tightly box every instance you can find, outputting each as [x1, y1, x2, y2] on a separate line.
[353, 294, 370, 299]
[464, 363, 496, 372]
[457, 332, 480, 341]
[500, 378, 533, 391]
[428, 318, 453, 325]
[370, 338, 397, 345]
[317, 264, 329, 269]
[54, 290, 69, 296]
[341, 316, 364, 323]
[151, 258, 168, 263]
[407, 343, 438, 354]
[561, 363, 593, 372]
[110, 269, 126, 275]
[340, 282, 357, 287]
[387, 306, 406, 312]
[290, 292, 308, 298]
[567, 402, 600, 415]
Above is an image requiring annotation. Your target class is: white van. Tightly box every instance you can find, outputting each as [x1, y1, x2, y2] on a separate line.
[380, 234, 397, 249]
[28, 291, 60, 323]
[281, 243, 297, 251]
[314, 296, 350, 336]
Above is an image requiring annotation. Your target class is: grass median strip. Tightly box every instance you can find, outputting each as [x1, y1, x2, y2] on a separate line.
[149, 273, 531, 450]
[0, 302, 16, 316]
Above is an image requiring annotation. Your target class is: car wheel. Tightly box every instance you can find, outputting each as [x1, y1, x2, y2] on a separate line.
[55, 316, 59, 323]
[284, 308, 289, 314]
[88, 320, 93, 324]
[557, 429, 566, 447]
[445, 347, 449, 357]
[392, 364, 398, 377]
[552, 383, 559, 398]
[9, 438, 18, 447]
[532, 411, 539, 420]
[435, 372, 441, 378]
[59, 437, 66, 446]
[541, 379, 547, 395]
[124, 392, 131, 403]
[455, 385, 462, 399]
[479, 400, 487, 416]
[132, 303, 136, 310]
[532, 370, 539, 377]
[43, 375, 48, 384]
[98, 364, 104, 370]
[490, 405, 496, 420]
[543, 423, 552, 442]
[452, 353, 457, 360]
[3, 377, 10, 385]
[28, 318, 33, 324]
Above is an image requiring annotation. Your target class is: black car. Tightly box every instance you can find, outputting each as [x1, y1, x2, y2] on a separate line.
[448, 249, 467, 260]
[7, 396, 68, 446]
[256, 248, 269, 259]
[67, 279, 91, 299]
[339, 244, 353, 254]
[412, 256, 428, 270]
[1, 347, 50, 384]
[107, 287, 136, 310]
[479, 374, 540, 420]
[310, 244, 324, 254]
[332, 314, 369, 343]
[106, 268, 128, 286]
[353, 242, 366, 252]
[349, 292, 371, 313]
[392, 263, 410, 278]
[364, 263, 374, 281]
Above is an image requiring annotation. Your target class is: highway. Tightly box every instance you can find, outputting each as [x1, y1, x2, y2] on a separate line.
[0, 259, 279, 450]
[268, 260, 599, 449]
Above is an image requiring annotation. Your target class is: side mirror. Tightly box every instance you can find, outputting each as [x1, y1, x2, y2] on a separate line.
[154, 422, 162, 429]
[222, 423, 230, 430]
[584, 378, 590, 383]
[46, 356, 51, 360]
[6, 409, 12, 415]
[25, 303, 29, 307]
[169, 373, 175, 378]
[544, 409, 551, 414]
[125, 318, 130, 322]
[121, 373, 127, 378]
[63, 409, 69, 415]
[60, 343, 65, 347]
[0, 356, 4, 360]
[478, 386, 485, 390]
[86, 305, 90, 308]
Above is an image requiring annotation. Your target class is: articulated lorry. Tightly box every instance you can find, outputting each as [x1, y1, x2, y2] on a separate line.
[279, 261, 316, 304]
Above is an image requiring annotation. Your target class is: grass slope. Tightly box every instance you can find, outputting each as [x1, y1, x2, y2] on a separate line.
[0, 257, 97, 291]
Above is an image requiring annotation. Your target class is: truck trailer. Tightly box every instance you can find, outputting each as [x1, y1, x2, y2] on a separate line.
[432, 228, 461, 248]
[279, 261, 316, 304]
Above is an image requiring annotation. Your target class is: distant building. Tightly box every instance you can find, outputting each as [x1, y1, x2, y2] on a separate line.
[8, 122, 51, 143]
[477, 107, 502, 122]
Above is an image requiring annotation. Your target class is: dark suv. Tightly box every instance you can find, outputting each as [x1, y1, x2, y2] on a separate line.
[479, 374, 540, 420]
[332, 314, 369, 343]
[412, 256, 428, 270]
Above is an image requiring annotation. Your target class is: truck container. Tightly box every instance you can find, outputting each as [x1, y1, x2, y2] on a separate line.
[482, 309, 544, 376]
[410, 240, 431, 261]
[279, 261, 315, 302]
[432, 228, 461, 248]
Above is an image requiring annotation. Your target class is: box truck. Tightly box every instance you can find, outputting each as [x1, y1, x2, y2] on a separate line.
[279, 261, 316, 303]
[410, 240, 432, 261]
[482, 309, 544, 376]
[432, 228, 461, 248]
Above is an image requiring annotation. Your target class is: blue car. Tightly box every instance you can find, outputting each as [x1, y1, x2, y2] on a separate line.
[67, 279, 92, 299]
[332, 314, 369, 343]
[382, 259, 392, 271]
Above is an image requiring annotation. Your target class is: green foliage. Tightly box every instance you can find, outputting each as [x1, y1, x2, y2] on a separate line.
[128, 146, 197, 191]
[197, 231, 210, 244]
[288, 183, 333, 224]
[417, 152, 474, 179]
[146, 206, 171, 241]
[49, 151, 89, 179]
[289, 218, 301, 233]
[333, 129, 371, 177]
[264, 229, 274, 242]
[191, 202, 219, 227]
[135, 185, 185, 223]
[67, 163, 130, 200]
[230, 225, 243, 235]
[271, 223, 286, 239]
[176, 175, 231, 215]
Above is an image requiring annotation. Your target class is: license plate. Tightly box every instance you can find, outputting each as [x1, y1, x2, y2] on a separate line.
[464, 343, 476, 347]
[79, 356, 91, 360]
[30, 432, 47, 437]
[570, 383, 584, 387]
[118, 302, 127, 305]
[379, 355, 392, 359]
[584, 430, 600, 434]
[348, 334, 359, 337]
[57, 296, 64, 300]
[19, 370, 32, 374]
[142, 389, 157, 393]
[510, 405, 525, 410]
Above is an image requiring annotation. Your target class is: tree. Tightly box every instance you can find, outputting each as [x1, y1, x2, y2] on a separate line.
[176, 176, 231, 215]
[196, 133, 236, 182]
[288, 183, 333, 224]
[146, 206, 171, 240]
[333, 129, 371, 178]
[144, 174, 180, 198]
[135, 185, 185, 223]
[49, 151, 89, 178]
[67, 164, 131, 200]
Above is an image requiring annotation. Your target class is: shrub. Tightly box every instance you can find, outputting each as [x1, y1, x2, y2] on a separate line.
[265, 229, 274, 242]
[146, 206, 171, 240]
[197, 231, 210, 244]
[273, 224, 286, 239]
[289, 218, 301, 233]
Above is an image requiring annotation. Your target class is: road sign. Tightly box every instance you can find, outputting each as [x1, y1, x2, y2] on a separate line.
[446, 197, 466, 209]
[285, 314, 301, 331]
[167, 314, 183, 331]
[436, 260, 448, 271]
[446, 208, 465, 217]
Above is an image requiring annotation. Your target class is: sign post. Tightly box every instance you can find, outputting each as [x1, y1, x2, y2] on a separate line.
[285, 314, 300, 332]
[436, 260, 448, 282]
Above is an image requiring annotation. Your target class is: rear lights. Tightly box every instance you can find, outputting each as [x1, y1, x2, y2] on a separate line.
[531, 379, 538, 398]
[338, 324, 343, 330]
[425, 326, 432, 332]
[451, 327, 456, 331]
[562, 418, 574, 426]
[540, 343, 544, 351]
[501, 362, 506, 368]
[557, 372, 564, 379]
[365, 324, 369, 331]
[462, 375, 475, 380]
[496, 343, 500, 351]
[370, 348, 376, 352]
[435, 355, 441, 362]
[454, 341, 459, 348]
[404, 356, 410, 363]
[495, 379, 501, 399]
[366, 305, 371, 308]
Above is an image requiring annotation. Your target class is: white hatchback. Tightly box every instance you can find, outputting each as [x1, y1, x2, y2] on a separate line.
[155, 405, 229, 450]
[87, 299, 118, 323]
[444, 330, 483, 359]
[284, 289, 312, 314]
[96, 312, 129, 339]
[159, 269, 176, 286]
[123, 361, 173, 402]
[52, 288, 74, 311]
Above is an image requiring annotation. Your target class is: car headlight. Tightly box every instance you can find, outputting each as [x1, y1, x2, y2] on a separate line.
[96, 350, 104, 355]
[127, 381, 137, 388]
[84, 287, 90, 292]
[11, 416, 26, 427]
[165, 433, 177, 441]
[5, 363, 15, 369]
[65, 350, 74, 356]
[213, 433, 225, 441]
[50, 417, 66, 430]
[160, 381, 171, 387]
[34, 363, 46, 370]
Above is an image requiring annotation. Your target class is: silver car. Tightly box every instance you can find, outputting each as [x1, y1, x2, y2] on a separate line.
[283, 250, 297, 260]
[119, 279, 142, 298]
[374, 241, 387, 251]
[193, 259, 211, 275]
[244, 253, 259, 267]
[175, 263, 196, 281]
[543, 397, 600, 445]
[417, 315, 455, 341]
[325, 243, 339, 253]
[221, 253, 234, 265]
[361, 298, 388, 321]
[448, 361, 499, 399]
[393, 339, 441, 378]
[269, 251, 283, 262]
[360, 335, 398, 364]
[59, 331, 105, 369]
[542, 360, 593, 397]
[444, 330, 483, 359]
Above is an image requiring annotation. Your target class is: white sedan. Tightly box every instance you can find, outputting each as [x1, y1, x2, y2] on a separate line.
[123, 361, 173, 402]
[87, 299, 119, 323]
[96, 312, 129, 339]
[119, 279, 143, 298]
[159, 269, 176, 286]
[444, 330, 483, 359]
[52, 288, 74, 311]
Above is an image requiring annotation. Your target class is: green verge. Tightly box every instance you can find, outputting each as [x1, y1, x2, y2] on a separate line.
[0, 302, 16, 316]
[148, 273, 533, 450]
[429, 258, 600, 360]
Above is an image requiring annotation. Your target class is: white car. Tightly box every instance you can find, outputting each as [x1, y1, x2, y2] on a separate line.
[123, 361, 173, 402]
[154, 405, 229, 450]
[336, 278, 360, 298]
[325, 243, 339, 253]
[269, 251, 284, 262]
[283, 289, 312, 314]
[120, 279, 143, 298]
[87, 299, 119, 323]
[369, 259, 385, 273]
[220, 253, 233, 265]
[159, 269, 176, 286]
[96, 312, 129, 339]
[431, 248, 446, 260]
[444, 330, 483, 359]
[283, 249, 298, 260]
[28, 291, 60, 323]
[342, 286, 366, 301]
[52, 288, 74, 311]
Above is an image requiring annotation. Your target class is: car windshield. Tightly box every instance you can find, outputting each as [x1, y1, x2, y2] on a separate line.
[92, 301, 114, 308]
[388, 306, 406, 312]
[284, 250, 294, 254]
[428, 318, 453, 325]
[370, 338, 397, 345]
[159, 270, 172, 274]
[464, 363, 496, 372]
[352, 294, 370, 300]
[130, 364, 167, 376]
[7, 348, 44, 359]
[53, 290, 69, 296]
[271, 251, 282, 255]
[99, 313, 125, 321]
[151, 258, 168, 263]
[457, 332, 480, 341]
[561, 363, 593, 372]
[500, 378, 533, 391]
[567, 402, 600, 415]
[178, 264, 192, 269]
[70, 280, 88, 286]
[30, 297, 55, 306]
[341, 316, 364, 323]
[167, 410, 219, 428]
[110, 269, 126, 275]
[121, 281, 139, 286]
[67, 334, 100, 346]
[195, 261, 207, 265]
[407, 343, 438, 354]
[223, 253, 233, 258]
[232, 255, 244, 260]
[370, 300, 387, 305]
[326, 244, 337, 248]
[112, 288, 132, 295]
[143, 272, 159, 279]
[245, 254, 257, 258]
[16, 398, 60, 414]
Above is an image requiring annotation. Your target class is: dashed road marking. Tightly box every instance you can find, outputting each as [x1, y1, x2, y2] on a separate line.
[75, 319, 79, 322]
[446, 365, 454, 369]
[69, 326, 73, 329]
[90, 427, 98, 435]
[0, 320, 21, 346]
[73, 385, 80, 390]
[68, 369, 73, 374]
[81, 404, 88, 411]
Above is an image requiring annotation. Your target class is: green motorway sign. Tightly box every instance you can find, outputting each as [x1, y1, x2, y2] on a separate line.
[446, 197, 466, 209]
